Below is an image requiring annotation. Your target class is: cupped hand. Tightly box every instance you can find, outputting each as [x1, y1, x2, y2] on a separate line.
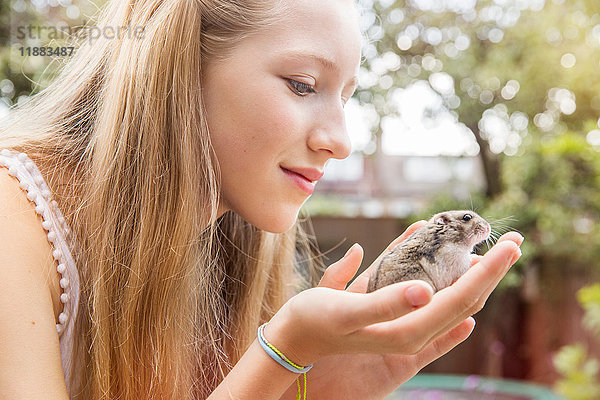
[268, 221, 523, 400]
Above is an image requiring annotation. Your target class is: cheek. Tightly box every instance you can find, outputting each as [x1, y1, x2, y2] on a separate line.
[206, 79, 310, 232]
[247, 84, 301, 150]
[213, 82, 300, 161]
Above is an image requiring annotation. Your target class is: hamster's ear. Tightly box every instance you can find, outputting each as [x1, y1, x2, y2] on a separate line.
[435, 214, 450, 225]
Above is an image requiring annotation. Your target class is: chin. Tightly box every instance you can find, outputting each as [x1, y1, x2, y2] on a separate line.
[243, 206, 300, 234]
[256, 214, 298, 234]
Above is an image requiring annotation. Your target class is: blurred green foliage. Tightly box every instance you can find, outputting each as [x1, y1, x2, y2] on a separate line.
[413, 126, 600, 290]
[360, 0, 600, 198]
[355, 0, 600, 295]
[578, 284, 600, 338]
[494, 130, 600, 270]
[554, 284, 600, 400]
[0, 0, 107, 108]
[361, 0, 600, 137]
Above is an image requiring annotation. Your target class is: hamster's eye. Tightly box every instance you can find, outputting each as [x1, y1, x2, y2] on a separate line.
[462, 214, 473, 222]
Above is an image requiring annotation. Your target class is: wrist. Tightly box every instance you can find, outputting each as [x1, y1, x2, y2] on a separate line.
[208, 338, 300, 399]
[258, 323, 314, 373]
[263, 306, 319, 368]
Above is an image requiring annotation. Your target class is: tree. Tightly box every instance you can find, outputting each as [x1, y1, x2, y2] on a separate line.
[0, 1, 108, 110]
[357, 0, 600, 197]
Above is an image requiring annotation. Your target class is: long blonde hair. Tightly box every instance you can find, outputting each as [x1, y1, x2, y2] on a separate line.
[0, 1, 323, 398]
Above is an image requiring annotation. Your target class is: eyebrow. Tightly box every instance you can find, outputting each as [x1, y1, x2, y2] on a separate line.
[281, 51, 359, 89]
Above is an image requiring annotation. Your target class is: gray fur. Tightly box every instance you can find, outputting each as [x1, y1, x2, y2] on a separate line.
[367, 210, 491, 293]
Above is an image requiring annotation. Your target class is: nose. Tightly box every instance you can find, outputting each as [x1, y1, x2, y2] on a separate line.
[306, 101, 352, 160]
[483, 222, 491, 237]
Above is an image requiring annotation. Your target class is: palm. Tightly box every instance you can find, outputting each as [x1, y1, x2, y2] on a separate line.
[291, 303, 472, 399]
[281, 302, 471, 400]
[302, 351, 422, 400]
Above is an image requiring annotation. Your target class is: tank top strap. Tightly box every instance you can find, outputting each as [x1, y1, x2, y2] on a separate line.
[0, 148, 80, 395]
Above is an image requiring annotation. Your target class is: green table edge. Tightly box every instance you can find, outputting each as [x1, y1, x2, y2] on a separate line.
[397, 373, 565, 399]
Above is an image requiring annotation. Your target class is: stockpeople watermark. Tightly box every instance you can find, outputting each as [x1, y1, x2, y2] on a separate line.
[11, 21, 146, 58]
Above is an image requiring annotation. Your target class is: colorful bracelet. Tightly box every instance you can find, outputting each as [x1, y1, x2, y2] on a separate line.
[257, 323, 313, 400]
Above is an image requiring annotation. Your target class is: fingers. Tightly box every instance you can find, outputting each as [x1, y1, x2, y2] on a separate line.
[433, 240, 520, 324]
[417, 239, 521, 346]
[496, 231, 524, 246]
[417, 237, 521, 351]
[339, 280, 434, 333]
[346, 220, 427, 293]
[318, 243, 364, 290]
[471, 231, 524, 267]
[414, 317, 476, 370]
[470, 254, 482, 266]
[350, 237, 521, 353]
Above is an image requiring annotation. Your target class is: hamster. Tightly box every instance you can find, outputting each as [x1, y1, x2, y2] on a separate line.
[367, 210, 491, 293]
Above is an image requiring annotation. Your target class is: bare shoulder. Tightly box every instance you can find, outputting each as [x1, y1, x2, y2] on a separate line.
[0, 167, 62, 319]
[0, 167, 69, 399]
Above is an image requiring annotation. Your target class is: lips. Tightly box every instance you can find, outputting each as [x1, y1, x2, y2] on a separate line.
[280, 166, 324, 196]
[281, 166, 324, 183]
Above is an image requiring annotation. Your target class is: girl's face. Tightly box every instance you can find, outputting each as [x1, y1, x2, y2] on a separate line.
[202, 0, 362, 233]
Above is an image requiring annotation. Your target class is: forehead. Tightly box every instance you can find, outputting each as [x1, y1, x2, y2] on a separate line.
[241, 0, 362, 73]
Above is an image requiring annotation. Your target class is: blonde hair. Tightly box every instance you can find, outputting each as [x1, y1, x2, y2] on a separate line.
[0, 0, 324, 398]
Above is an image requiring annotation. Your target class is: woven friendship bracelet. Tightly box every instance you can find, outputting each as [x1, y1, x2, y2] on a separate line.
[257, 323, 314, 374]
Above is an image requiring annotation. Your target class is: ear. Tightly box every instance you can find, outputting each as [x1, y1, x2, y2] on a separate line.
[435, 215, 450, 225]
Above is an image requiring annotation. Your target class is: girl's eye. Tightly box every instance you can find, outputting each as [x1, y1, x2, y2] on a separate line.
[286, 79, 316, 96]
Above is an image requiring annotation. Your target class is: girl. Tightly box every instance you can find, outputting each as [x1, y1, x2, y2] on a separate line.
[0, 0, 523, 399]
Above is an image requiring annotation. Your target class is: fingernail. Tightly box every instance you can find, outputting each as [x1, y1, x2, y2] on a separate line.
[468, 317, 476, 329]
[512, 248, 522, 265]
[405, 284, 432, 307]
[343, 243, 358, 259]
[505, 242, 516, 258]
[507, 247, 522, 268]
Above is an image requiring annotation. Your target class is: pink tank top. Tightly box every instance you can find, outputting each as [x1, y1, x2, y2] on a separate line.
[0, 148, 80, 397]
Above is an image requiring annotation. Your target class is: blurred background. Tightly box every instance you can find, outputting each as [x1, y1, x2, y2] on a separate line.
[1, 0, 600, 398]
